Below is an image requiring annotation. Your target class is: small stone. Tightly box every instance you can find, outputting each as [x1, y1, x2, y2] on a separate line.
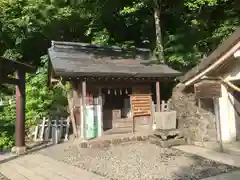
[136, 136, 143, 141]
[101, 140, 111, 148]
[161, 135, 167, 141]
[111, 138, 121, 145]
[129, 136, 137, 141]
[141, 136, 148, 141]
[89, 141, 100, 148]
[79, 142, 88, 148]
[121, 137, 130, 142]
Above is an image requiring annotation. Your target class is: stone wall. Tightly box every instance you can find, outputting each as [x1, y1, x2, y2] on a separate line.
[171, 83, 219, 148]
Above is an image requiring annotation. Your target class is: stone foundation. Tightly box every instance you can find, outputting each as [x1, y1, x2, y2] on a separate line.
[171, 83, 218, 147]
[11, 146, 27, 155]
[149, 137, 186, 148]
[79, 135, 151, 148]
[191, 140, 222, 151]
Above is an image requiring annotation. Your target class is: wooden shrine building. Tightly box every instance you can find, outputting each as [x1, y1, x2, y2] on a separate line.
[48, 41, 181, 140]
[0, 57, 33, 154]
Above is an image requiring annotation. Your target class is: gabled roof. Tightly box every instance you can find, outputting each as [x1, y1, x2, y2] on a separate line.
[48, 41, 181, 78]
[182, 27, 240, 84]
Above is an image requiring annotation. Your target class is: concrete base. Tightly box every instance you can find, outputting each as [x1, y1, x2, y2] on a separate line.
[223, 142, 240, 156]
[191, 141, 222, 152]
[153, 129, 183, 140]
[149, 138, 186, 148]
[174, 145, 240, 167]
[79, 134, 151, 148]
[11, 146, 27, 155]
[155, 111, 177, 130]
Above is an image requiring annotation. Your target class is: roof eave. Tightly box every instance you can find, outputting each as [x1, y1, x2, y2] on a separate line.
[53, 70, 181, 78]
[183, 40, 240, 86]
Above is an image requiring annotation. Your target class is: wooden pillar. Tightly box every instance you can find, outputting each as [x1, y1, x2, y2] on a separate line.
[98, 87, 103, 136]
[15, 70, 26, 148]
[78, 83, 82, 137]
[156, 81, 161, 112]
[82, 80, 87, 140]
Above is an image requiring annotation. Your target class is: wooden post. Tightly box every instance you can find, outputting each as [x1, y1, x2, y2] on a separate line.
[54, 118, 58, 144]
[198, 98, 201, 108]
[40, 117, 46, 141]
[15, 70, 26, 152]
[156, 81, 161, 112]
[132, 116, 135, 134]
[78, 83, 82, 137]
[65, 116, 70, 141]
[130, 96, 134, 134]
[82, 80, 87, 140]
[98, 87, 103, 136]
[46, 116, 52, 141]
[59, 117, 64, 140]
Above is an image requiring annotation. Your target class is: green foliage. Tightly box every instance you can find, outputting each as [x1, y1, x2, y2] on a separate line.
[91, 28, 111, 45]
[0, 94, 15, 148]
[25, 56, 67, 128]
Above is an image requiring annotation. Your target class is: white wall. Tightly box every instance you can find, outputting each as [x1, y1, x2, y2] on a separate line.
[224, 57, 240, 81]
[218, 57, 240, 142]
[218, 84, 234, 142]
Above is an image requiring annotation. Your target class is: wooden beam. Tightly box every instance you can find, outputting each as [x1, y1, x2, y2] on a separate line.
[98, 87, 103, 136]
[82, 80, 87, 140]
[156, 81, 161, 112]
[0, 57, 34, 73]
[15, 70, 26, 148]
[2, 76, 20, 85]
[61, 76, 176, 83]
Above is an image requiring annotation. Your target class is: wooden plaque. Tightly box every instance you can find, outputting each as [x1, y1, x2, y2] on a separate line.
[130, 94, 152, 117]
[194, 80, 221, 98]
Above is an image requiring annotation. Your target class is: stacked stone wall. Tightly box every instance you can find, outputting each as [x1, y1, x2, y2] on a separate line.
[171, 83, 218, 148]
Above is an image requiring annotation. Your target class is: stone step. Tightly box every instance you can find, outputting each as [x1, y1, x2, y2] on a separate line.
[113, 122, 133, 128]
[113, 119, 133, 128]
[149, 136, 186, 148]
[114, 118, 133, 123]
[104, 128, 133, 135]
[79, 134, 152, 148]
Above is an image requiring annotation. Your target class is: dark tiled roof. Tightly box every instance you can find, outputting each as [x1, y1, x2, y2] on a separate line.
[48, 41, 181, 78]
[181, 27, 240, 83]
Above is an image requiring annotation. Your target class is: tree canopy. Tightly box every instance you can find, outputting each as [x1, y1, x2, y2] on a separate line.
[1, 0, 239, 69]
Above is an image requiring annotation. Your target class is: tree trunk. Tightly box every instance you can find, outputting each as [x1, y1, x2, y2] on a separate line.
[154, 7, 165, 63]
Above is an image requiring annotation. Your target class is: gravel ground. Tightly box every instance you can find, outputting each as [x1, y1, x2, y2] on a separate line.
[0, 172, 9, 180]
[40, 141, 239, 180]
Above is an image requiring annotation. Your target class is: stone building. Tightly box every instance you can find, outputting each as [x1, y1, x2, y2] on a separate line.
[172, 27, 240, 151]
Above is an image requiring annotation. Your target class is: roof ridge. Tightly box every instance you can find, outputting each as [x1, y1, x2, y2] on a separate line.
[51, 41, 150, 53]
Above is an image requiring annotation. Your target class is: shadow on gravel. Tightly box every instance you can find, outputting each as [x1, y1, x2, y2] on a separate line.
[173, 154, 240, 180]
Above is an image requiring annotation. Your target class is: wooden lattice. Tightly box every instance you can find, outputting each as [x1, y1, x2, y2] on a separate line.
[130, 94, 152, 117]
[130, 94, 152, 133]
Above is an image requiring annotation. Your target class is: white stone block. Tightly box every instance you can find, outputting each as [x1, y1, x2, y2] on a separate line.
[155, 111, 177, 130]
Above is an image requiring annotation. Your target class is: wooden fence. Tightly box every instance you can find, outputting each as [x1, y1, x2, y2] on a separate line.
[161, 100, 172, 112]
[33, 117, 70, 144]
